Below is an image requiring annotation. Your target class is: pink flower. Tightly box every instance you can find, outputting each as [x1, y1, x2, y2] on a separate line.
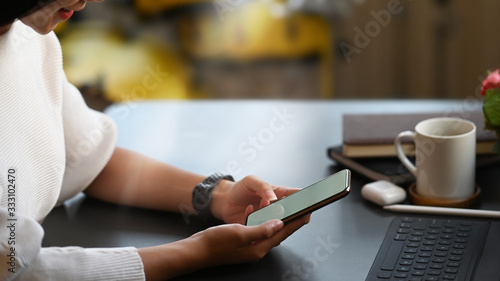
[481, 69, 500, 95]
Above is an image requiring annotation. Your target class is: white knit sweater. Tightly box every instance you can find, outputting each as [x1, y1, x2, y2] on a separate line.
[0, 21, 145, 280]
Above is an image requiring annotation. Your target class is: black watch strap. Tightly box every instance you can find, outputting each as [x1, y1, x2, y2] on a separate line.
[192, 173, 234, 218]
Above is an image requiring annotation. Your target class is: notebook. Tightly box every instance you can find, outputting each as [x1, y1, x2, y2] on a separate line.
[327, 146, 500, 186]
[342, 111, 497, 158]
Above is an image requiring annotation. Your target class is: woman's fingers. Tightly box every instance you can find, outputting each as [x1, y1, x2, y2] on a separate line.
[240, 175, 278, 201]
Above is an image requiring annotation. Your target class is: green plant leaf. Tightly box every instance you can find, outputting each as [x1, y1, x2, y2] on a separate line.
[483, 88, 500, 128]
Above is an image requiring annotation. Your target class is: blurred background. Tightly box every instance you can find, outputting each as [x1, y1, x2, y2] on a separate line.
[56, 0, 500, 111]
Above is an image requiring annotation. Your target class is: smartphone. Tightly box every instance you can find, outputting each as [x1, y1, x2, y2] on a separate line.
[245, 169, 351, 226]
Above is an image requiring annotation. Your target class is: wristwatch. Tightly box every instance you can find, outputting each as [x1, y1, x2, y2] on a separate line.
[192, 173, 234, 217]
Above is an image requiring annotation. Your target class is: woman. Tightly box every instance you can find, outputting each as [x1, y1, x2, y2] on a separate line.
[0, 1, 310, 280]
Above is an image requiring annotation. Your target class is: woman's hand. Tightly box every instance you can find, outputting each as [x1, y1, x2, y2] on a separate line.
[139, 216, 310, 281]
[192, 216, 309, 266]
[210, 175, 300, 224]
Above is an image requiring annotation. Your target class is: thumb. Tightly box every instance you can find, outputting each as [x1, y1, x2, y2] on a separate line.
[244, 219, 284, 242]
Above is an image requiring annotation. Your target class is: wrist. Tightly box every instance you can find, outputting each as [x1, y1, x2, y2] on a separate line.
[192, 173, 234, 220]
[210, 179, 234, 221]
[139, 239, 205, 281]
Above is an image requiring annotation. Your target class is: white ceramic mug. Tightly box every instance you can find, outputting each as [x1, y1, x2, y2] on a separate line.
[394, 117, 476, 201]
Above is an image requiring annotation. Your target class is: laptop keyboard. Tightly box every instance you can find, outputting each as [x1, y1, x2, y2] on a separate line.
[366, 216, 490, 281]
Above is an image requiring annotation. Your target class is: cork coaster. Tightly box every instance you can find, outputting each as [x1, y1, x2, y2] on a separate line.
[408, 183, 481, 208]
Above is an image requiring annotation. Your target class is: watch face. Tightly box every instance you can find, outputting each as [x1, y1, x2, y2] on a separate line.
[193, 174, 233, 214]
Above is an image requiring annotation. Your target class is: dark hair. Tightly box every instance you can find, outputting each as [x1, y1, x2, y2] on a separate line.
[0, 0, 57, 26]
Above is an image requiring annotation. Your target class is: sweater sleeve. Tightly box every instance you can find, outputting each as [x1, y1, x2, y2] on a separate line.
[0, 203, 144, 281]
[35, 80, 147, 280]
[0, 81, 146, 281]
[0, 202, 44, 281]
[58, 80, 119, 204]
[16, 247, 145, 281]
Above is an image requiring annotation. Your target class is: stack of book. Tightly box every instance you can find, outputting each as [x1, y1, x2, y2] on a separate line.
[328, 111, 499, 185]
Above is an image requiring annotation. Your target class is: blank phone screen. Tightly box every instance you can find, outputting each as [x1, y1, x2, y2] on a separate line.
[246, 169, 350, 226]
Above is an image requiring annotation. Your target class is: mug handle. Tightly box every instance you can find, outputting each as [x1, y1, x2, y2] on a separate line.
[394, 131, 417, 176]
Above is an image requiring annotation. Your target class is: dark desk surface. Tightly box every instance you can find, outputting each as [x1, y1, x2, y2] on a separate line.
[42, 100, 500, 281]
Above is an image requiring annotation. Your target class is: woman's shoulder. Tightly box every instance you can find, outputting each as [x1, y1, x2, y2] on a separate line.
[1, 21, 61, 60]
